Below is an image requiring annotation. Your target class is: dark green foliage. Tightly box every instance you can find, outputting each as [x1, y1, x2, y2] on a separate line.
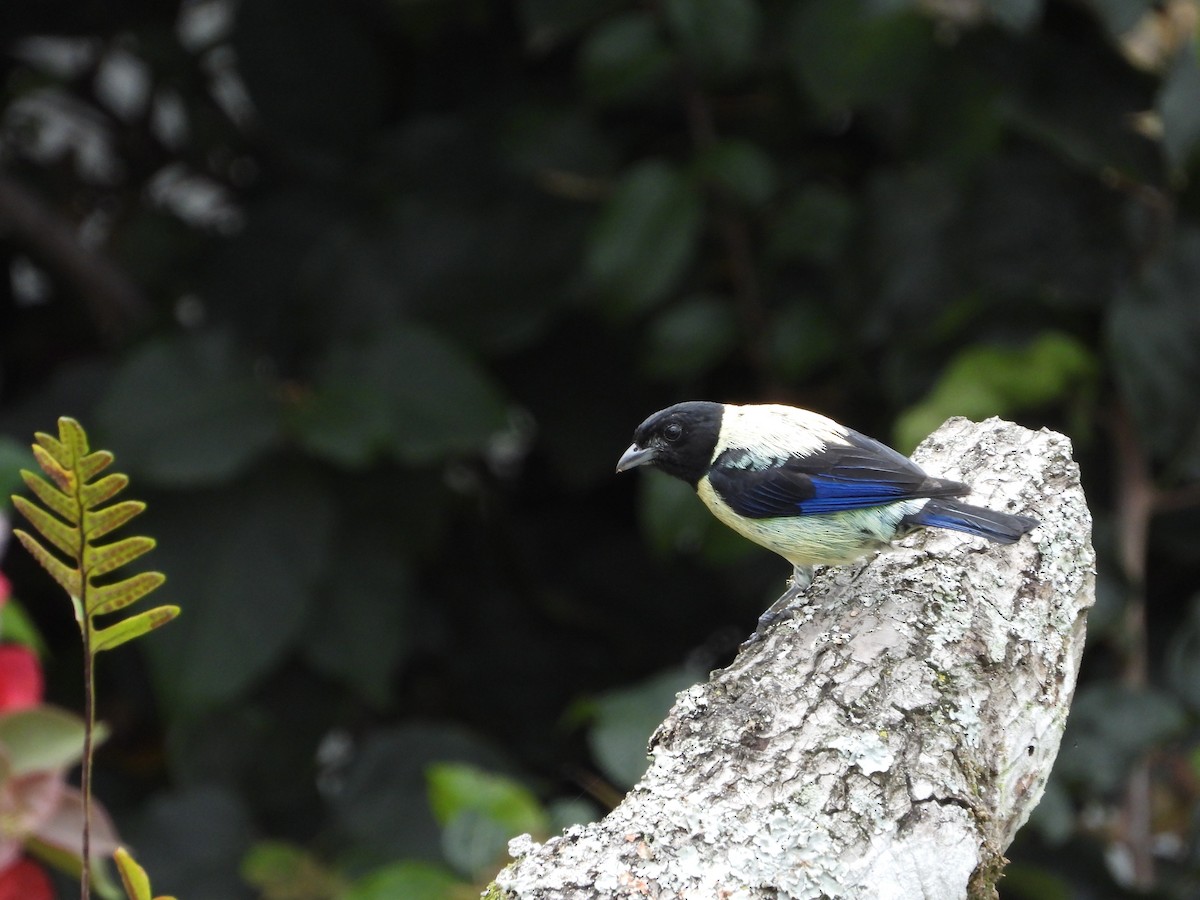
[3, 0, 1200, 896]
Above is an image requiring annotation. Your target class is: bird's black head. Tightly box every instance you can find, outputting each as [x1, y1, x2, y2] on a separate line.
[616, 401, 723, 487]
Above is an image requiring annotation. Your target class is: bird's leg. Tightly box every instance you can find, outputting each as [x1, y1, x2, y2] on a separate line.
[742, 566, 814, 647]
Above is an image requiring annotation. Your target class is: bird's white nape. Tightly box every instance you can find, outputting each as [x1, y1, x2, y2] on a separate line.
[714, 404, 847, 462]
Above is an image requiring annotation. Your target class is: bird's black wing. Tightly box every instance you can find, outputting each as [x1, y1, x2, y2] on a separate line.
[708, 430, 968, 519]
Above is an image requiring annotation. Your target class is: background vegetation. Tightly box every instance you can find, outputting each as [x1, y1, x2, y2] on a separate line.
[2, 0, 1199, 896]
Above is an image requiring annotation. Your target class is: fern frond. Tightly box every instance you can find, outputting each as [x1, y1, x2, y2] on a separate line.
[13, 422, 180, 900]
[10, 416, 178, 652]
[89, 572, 167, 616]
[20, 469, 79, 522]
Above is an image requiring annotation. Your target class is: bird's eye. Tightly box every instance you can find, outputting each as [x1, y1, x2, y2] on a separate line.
[663, 422, 683, 442]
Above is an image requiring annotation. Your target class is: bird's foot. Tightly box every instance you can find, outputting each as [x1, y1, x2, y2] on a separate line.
[741, 566, 814, 648]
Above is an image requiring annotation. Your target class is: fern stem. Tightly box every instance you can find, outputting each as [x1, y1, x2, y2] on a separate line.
[81, 616, 94, 900]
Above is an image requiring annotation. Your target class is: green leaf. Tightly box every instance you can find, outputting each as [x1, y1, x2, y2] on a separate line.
[586, 667, 697, 787]
[767, 185, 858, 265]
[1160, 50, 1200, 169]
[84, 500, 146, 541]
[124, 786, 252, 899]
[344, 861, 461, 900]
[788, 1, 933, 112]
[88, 571, 167, 616]
[641, 295, 738, 380]
[81, 473, 130, 509]
[982, 0, 1043, 31]
[296, 324, 508, 467]
[95, 331, 282, 487]
[0, 597, 48, 654]
[579, 13, 674, 105]
[428, 763, 548, 879]
[894, 332, 1097, 452]
[1055, 684, 1187, 794]
[663, 0, 761, 78]
[12, 495, 79, 559]
[1108, 229, 1200, 469]
[142, 469, 333, 711]
[31, 444, 72, 493]
[586, 160, 704, 316]
[83, 536, 156, 579]
[692, 139, 776, 207]
[92, 605, 180, 653]
[241, 840, 342, 898]
[301, 528, 414, 708]
[19, 469, 77, 524]
[0, 438, 33, 501]
[638, 474, 758, 567]
[330, 724, 507, 866]
[427, 763, 548, 835]
[113, 848, 152, 900]
[0, 706, 102, 774]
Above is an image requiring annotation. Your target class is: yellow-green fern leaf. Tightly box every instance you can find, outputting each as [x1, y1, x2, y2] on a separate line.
[20, 469, 78, 523]
[11, 496, 79, 558]
[93, 605, 180, 653]
[11, 529, 82, 597]
[89, 572, 167, 617]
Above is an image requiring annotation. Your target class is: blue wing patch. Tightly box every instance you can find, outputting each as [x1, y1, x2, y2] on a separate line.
[707, 430, 967, 519]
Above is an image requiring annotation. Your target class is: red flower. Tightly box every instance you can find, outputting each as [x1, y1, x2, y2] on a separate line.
[0, 856, 54, 900]
[0, 646, 42, 713]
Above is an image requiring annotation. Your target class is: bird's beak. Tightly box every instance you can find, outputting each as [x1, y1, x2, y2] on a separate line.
[616, 443, 657, 473]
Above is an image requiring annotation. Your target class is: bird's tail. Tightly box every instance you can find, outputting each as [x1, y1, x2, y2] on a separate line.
[902, 498, 1038, 544]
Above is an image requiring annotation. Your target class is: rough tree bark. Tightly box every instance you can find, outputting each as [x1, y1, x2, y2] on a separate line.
[490, 417, 1094, 900]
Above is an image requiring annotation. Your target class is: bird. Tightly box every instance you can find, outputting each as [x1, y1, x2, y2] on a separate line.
[616, 401, 1039, 642]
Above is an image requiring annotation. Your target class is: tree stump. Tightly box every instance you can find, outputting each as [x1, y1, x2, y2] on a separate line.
[492, 417, 1094, 900]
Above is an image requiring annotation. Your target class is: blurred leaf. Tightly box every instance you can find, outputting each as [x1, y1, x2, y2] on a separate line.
[1088, 0, 1157, 38]
[1159, 48, 1200, 170]
[1108, 229, 1200, 468]
[1166, 594, 1200, 713]
[0, 598, 47, 654]
[662, 0, 761, 79]
[767, 302, 841, 382]
[241, 840, 342, 898]
[344, 861, 460, 900]
[331, 724, 507, 866]
[546, 797, 599, 831]
[579, 13, 674, 105]
[429, 764, 549, 879]
[692, 139, 776, 207]
[586, 161, 704, 317]
[1055, 684, 1187, 794]
[789, 1, 933, 111]
[1024, 776, 1074, 846]
[0, 706, 97, 774]
[142, 469, 334, 712]
[586, 667, 697, 787]
[999, 862, 1072, 900]
[96, 332, 281, 487]
[894, 332, 1096, 452]
[233, 0, 390, 152]
[767, 185, 858, 265]
[984, 0, 1043, 32]
[126, 786, 254, 900]
[113, 848, 154, 900]
[301, 528, 415, 709]
[638, 472, 758, 567]
[295, 325, 508, 467]
[0, 437, 32, 501]
[427, 762, 547, 834]
[518, 0, 622, 49]
[641, 295, 739, 380]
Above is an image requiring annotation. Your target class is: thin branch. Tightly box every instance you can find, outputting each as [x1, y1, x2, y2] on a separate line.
[0, 174, 150, 341]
